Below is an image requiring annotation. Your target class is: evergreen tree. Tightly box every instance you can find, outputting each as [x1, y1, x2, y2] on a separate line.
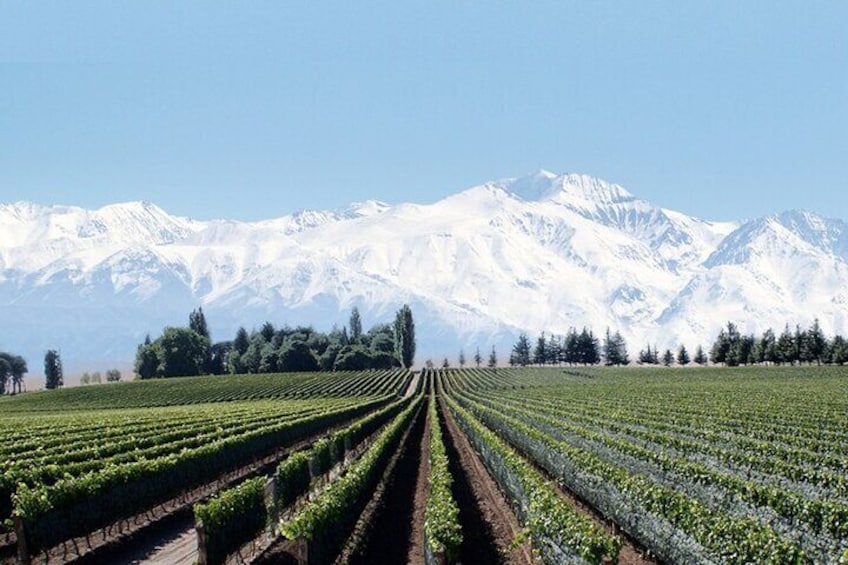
[830, 335, 848, 365]
[662, 349, 674, 367]
[756, 329, 777, 364]
[638, 344, 658, 365]
[474, 347, 482, 368]
[44, 350, 63, 390]
[776, 324, 795, 365]
[546, 334, 563, 365]
[577, 328, 600, 365]
[564, 329, 579, 364]
[511, 333, 532, 367]
[532, 333, 547, 365]
[603, 329, 629, 366]
[189, 307, 210, 340]
[694, 345, 708, 365]
[234, 327, 250, 355]
[349, 307, 363, 342]
[442, 358, 450, 368]
[488, 346, 497, 368]
[458, 349, 466, 368]
[393, 304, 416, 369]
[677, 345, 690, 366]
[260, 322, 276, 343]
[803, 318, 827, 365]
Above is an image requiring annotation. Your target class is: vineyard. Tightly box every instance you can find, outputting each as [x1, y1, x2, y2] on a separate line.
[1, 366, 847, 564]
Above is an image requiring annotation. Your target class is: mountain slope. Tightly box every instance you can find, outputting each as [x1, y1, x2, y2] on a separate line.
[1, 172, 846, 376]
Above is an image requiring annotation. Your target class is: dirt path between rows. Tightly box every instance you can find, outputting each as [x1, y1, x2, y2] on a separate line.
[439, 398, 535, 565]
[403, 372, 421, 398]
[343, 406, 426, 564]
[404, 401, 429, 564]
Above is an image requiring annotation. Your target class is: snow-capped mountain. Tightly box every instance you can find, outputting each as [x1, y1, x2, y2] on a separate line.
[2, 171, 846, 375]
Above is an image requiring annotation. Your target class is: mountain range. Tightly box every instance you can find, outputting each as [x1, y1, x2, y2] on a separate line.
[2, 170, 847, 378]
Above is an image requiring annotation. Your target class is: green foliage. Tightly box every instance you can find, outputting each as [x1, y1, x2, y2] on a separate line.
[281, 396, 421, 558]
[444, 389, 619, 564]
[424, 394, 462, 560]
[393, 304, 416, 368]
[279, 340, 320, 372]
[195, 477, 265, 565]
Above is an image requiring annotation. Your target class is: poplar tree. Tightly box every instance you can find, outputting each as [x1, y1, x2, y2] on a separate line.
[393, 304, 416, 368]
[44, 349, 63, 390]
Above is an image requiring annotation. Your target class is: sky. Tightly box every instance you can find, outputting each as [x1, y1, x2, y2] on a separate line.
[1, 2, 846, 222]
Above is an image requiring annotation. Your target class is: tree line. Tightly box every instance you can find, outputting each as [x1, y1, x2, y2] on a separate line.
[709, 319, 848, 366]
[134, 305, 416, 379]
[507, 328, 626, 367]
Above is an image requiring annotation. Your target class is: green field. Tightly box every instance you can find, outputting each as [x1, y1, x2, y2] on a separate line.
[2, 366, 847, 564]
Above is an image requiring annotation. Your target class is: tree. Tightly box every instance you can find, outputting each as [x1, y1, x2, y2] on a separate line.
[0, 357, 10, 395]
[831, 335, 848, 365]
[474, 347, 482, 368]
[603, 329, 629, 366]
[0, 354, 28, 394]
[334, 345, 373, 371]
[694, 345, 708, 366]
[676, 345, 690, 366]
[349, 307, 363, 342]
[638, 344, 659, 365]
[106, 369, 122, 382]
[511, 333, 531, 367]
[234, 327, 250, 355]
[80, 372, 91, 385]
[577, 328, 600, 365]
[662, 349, 674, 367]
[776, 325, 795, 365]
[135, 335, 160, 379]
[533, 333, 547, 365]
[91, 371, 102, 384]
[803, 318, 827, 365]
[280, 340, 320, 372]
[458, 349, 466, 368]
[488, 346, 497, 368]
[442, 358, 450, 368]
[44, 349, 63, 390]
[156, 327, 210, 377]
[393, 304, 416, 368]
[260, 322, 276, 343]
[189, 307, 210, 340]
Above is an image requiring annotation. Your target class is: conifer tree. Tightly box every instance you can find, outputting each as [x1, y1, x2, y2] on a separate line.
[533, 333, 547, 365]
[189, 307, 210, 340]
[677, 344, 690, 366]
[234, 327, 250, 355]
[488, 346, 497, 368]
[662, 349, 674, 367]
[694, 345, 707, 365]
[458, 349, 466, 368]
[511, 333, 532, 366]
[474, 347, 482, 368]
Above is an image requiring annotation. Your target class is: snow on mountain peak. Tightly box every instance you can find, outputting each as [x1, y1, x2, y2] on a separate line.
[2, 174, 847, 375]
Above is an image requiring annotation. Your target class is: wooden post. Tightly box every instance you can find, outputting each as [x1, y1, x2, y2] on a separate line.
[195, 519, 208, 565]
[13, 515, 28, 565]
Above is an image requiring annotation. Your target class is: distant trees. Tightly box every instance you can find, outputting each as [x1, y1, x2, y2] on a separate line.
[474, 347, 482, 368]
[488, 346, 498, 368]
[676, 345, 690, 366]
[134, 304, 416, 378]
[0, 353, 27, 395]
[707, 318, 847, 366]
[106, 369, 122, 382]
[44, 350, 63, 390]
[507, 327, 604, 366]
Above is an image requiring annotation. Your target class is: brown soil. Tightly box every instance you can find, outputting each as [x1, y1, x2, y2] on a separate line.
[342, 405, 426, 564]
[439, 398, 535, 565]
[405, 402, 430, 564]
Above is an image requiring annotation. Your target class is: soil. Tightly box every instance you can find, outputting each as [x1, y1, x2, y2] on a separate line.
[439, 398, 534, 565]
[342, 405, 426, 565]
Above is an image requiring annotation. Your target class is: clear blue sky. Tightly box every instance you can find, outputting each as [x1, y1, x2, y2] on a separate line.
[2, 2, 846, 222]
